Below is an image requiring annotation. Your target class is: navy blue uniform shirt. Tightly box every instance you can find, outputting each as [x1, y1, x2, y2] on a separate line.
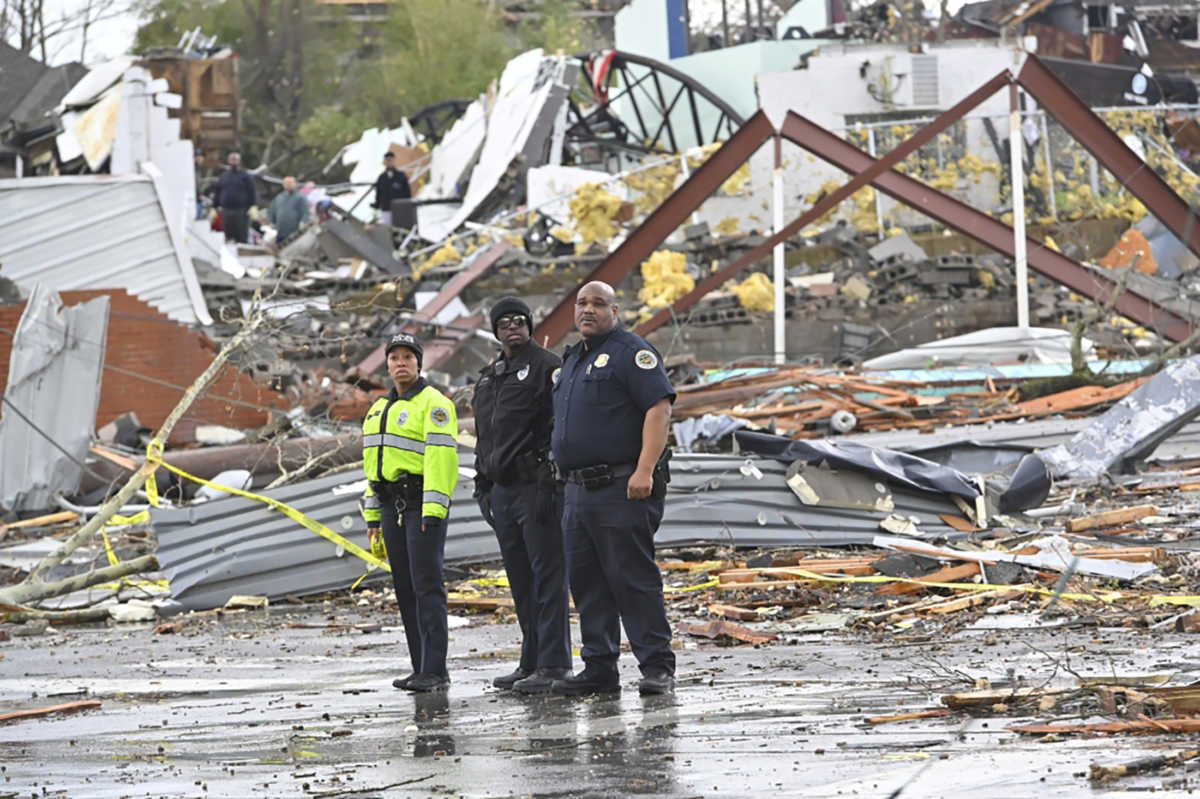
[551, 327, 675, 472]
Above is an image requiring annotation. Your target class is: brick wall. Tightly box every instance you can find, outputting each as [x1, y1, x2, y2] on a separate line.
[0, 290, 289, 443]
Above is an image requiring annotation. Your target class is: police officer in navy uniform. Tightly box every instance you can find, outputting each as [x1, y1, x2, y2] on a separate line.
[472, 297, 572, 694]
[550, 280, 676, 696]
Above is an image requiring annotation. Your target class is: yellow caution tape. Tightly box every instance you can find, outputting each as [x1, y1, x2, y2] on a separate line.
[101, 530, 120, 567]
[144, 439, 390, 575]
[110, 511, 150, 526]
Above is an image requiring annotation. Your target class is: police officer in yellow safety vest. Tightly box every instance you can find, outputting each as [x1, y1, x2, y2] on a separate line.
[362, 333, 459, 693]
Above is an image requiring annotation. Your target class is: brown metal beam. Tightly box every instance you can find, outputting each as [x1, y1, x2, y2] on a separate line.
[533, 110, 777, 347]
[778, 111, 1194, 342]
[635, 70, 1012, 338]
[1017, 54, 1200, 259]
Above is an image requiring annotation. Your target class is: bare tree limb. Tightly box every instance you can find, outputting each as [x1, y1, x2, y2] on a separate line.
[0, 311, 266, 608]
[0, 554, 157, 610]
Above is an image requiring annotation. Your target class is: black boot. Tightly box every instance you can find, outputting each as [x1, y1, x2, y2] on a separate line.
[637, 668, 674, 696]
[550, 665, 619, 697]
[405, 672, 450, 693]
[492, 667, 533, 690]
[392, 672, 416, 690]
[513, 667, 571, 695]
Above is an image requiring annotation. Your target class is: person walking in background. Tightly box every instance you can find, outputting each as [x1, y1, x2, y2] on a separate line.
[268, 175, 310, 243]
[213, 152, 257, 244]
[373, 150, 411, 227]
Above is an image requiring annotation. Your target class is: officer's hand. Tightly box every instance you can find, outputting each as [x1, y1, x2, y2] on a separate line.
[421, 516, 441, 533]
[627, 469, 653, 499]
[476, 492, 496, 528]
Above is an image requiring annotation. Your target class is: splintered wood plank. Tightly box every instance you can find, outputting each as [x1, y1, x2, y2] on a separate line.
[708, 603, 760, 621]
[868, 709, 952, 724]
[939, 513, 977, 532]
[1009, 718, 1200, 735]
[875, 562, 981, 596]
[679, 620, 776, 646]
[1011, 377, 1149, 417]
[0, 510, 79, 532]
[446, 596, 515, 611]
[917, 588, 1019, 615]
[0, 700, 101, 724]
[1066, 505, 1159, 532]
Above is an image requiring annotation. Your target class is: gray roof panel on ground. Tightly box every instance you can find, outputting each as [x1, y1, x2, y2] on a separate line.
[0, 175, 206, 324]
[153, 453, 967, 610]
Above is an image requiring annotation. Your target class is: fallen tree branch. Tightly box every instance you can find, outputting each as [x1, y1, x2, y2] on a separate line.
[0, 311, 265, 609]
[0, 554, 158, 612]
[0, 606, 111, 624]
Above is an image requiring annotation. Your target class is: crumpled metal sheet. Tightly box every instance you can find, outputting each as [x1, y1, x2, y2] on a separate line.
[1039, 355, 1200, 480]
[735, 431, 982, 500]
[0, 286, 108, 511]
[673, 413, 748, 452]
[152, 453, 967, 610]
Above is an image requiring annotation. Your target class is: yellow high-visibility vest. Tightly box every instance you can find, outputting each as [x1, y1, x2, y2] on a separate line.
[361, 380, 458, 523]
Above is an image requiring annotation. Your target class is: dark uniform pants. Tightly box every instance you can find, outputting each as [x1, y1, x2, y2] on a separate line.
[562, 477, 675, 676]
[490, 480, 571, 670]
[379, 500, 448, 677]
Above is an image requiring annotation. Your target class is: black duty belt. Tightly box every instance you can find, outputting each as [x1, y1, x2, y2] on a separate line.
[371, 475, 422, 498]
[564, 463, 636, 487]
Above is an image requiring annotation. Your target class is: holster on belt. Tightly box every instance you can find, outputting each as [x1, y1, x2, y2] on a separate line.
[651, 447, 672, 500]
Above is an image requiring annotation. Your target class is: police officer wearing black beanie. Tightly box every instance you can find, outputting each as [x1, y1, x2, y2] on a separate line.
[471, 297, 572, 693]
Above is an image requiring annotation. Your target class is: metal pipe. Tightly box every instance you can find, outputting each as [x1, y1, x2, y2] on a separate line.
[773, 135, 785, 365]
[1040, 111, 1057, 220]
[867, 127, 885, 235]
[1010, 82, 1030, 329]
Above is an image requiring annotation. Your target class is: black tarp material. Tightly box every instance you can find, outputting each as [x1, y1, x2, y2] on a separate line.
[735, 431, 981, 500]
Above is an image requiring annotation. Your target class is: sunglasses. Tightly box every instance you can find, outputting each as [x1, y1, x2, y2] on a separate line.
[496, 315, 527, 329]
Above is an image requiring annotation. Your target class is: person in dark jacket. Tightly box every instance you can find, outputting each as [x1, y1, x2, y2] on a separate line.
[213, 152, 257, 244]
[373, 151, 411, 227]
[472, 297, 572, 694]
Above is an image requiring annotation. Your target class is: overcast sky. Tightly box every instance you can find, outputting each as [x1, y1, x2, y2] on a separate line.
[38, 0, 142, 66]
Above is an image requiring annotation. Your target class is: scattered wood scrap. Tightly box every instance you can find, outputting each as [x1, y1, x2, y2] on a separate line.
[875, 562, 980, 595]
[1090, 749, 1200, 784]
[867, 709, 952, 724]
[672, 366, 1152, 438]
[678, 620, 776, 646]
[708, 603, 759, 621]
[1010, 718, 1200, 735]
[1066, 505, 1160, 532]
[0, 700, 101, 724]
[0, 510, 79, 535]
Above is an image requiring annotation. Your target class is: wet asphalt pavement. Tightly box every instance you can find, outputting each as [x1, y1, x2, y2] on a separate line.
[1, 604, 1198, 798]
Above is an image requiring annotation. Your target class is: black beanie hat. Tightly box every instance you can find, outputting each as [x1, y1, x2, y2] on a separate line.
[490, 296, 533, 336]
[385, 332, 423, 369]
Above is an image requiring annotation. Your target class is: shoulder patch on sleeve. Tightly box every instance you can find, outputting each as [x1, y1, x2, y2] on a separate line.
[430, 406, 450, 427]
[635, 349, 658, 370]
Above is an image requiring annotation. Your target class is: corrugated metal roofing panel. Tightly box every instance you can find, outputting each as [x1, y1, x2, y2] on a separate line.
[0, 286, 108, 511]
[0, 175, 208, 325]
[153, 453, 967, 610]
